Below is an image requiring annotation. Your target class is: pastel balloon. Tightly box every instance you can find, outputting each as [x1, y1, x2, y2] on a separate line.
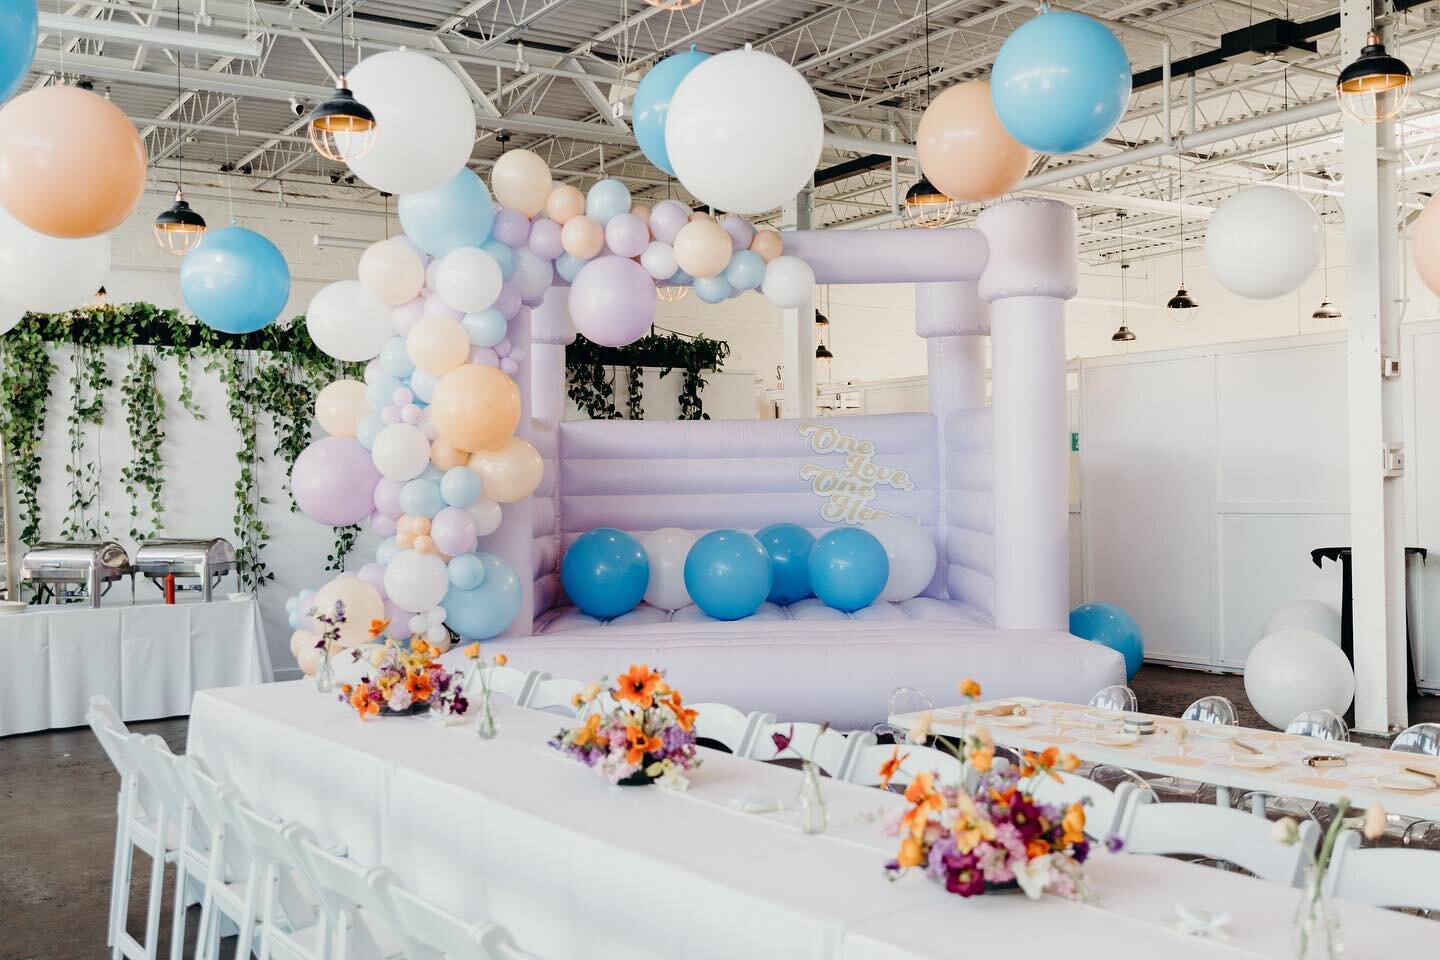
[448, 553, 486, 591]
[182, 227, 290, 335]
[642, 527, 696, 611]
[527, 219, 564, 260]
[724, 249, 765, 291]
[469, 499, 503, 537]
[641, 241, 678, 281]
[762, 256, 815, 309]
[684, 530, 772, 621]
[808, 528, 888, 612]
[467, 437, 543, 503]
[863, 515, 938, 602]
[399, 477, 445, 518]
[374, 478, 403, 517]
[293, 437, 382, 526]
[316, 379, 369, 438]
[570, 256, 657, 347]
[586, 179, 632, 225]
[393, 297, 425, 335]
[1205, 186, 1322, 300]
[673, 218, 733, 279]
[0, 0, 38, 104]
[383, 548, 451, 613]
[755, 522, 815, 605]
[397, 168, 496, 258]
[562, 528, 649, 620]
[0, 297, 22, 336]
[371, 423, 432, 481]
[510, 248, 554, 301]
[604, 213, 649, 259]
[694, 274, 731, 304]
[721, 215, 755, 252]
[358, 239, 426, 306]
[440, 466, 483, 507]
[0, 85, 146, 238]
[429, 441, 468, 473]
[344, 49, 476, 194]
[434, 246, 503, 314]
[665, 49, 822, 214]
[491, 149, 551, 217]
[483, 240, 516, 278]
[749, 228, 783, 262]
[917, 81, 1030, 203]
[1410, 199, 1440, 295]
[649, 200, 691, 244]
[430, 363, 522, 452]
[442, 553, 522, 639]
[493, 282, 522, 319]
[311, 575, 385, 647]
[405, 316, 469, 376]
[290, 629, 318, 661]
[379, 337, 416, 378]
[0, 206, 110, 312]
[430, 506, 479, 557]
[410, 370, 440, 403]
[545, 184, 586, 224]
[633, 48, 709, 174]
[491, 208, 531, 247]
[560, 215, 605, 260]
[306, 280, 392, 360]
[461, 308, 508, 348]
[630, 204, 651, 226]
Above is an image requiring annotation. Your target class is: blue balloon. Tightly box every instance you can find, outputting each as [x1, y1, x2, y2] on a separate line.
[180, 227, 290, 334]
[376, 537, 401, 565]
[561, 528, 649, 620]
[0, 1, 38, 104]
[409, 369, 440, 403]
[990, 11, 1131, 155]
[482, 239, 516, 279]
[808, 528, 888, 612]
[379, 337, 415, 378]
[356, 413, 383, 449]
[755, 523, 815, 605]
[399, 478, 444, 518]
[1069, 601, 1144, 681]
[364, 374, 403, 411]
[724, 250, 765, 291]
[668, 268, 693, 287]
[462, 308, 508, 348]
[398, 168, 496, 257]
[693, 274, 732, 304]
[447, 552, 486, 591]
[443, 553, 522, 640]
[555, 252, 588, 283]
[684, 529, 772, 621]
[632, 48, 710, 175]
[440, 466, 482, 508]
[586, 179, 633, 225]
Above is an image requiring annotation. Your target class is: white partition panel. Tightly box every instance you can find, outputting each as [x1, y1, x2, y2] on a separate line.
[1403, 319, 1440, 690]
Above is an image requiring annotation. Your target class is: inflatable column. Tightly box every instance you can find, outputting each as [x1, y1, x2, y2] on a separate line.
[977, 198, 1077, 632]
[528, 286, 574, 618]
[486, 303, 536, 638]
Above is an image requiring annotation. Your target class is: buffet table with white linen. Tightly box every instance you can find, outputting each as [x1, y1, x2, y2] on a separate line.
[188, 682, 1440, 960]
[1, 597, 271, 737]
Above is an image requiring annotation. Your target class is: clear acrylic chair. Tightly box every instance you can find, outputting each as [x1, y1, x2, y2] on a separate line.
[1242, 709, 1351, 828]
[1088, 684, 1138, 713]
[1182, 696, 1238, 726]
[1392, 723, 1440, 757]
[1286, 709, 1350, 741]
[871, 686, 934, 742]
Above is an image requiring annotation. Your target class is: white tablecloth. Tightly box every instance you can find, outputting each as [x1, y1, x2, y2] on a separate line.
[188, 682, 1440, 960]
[1, 597, 271, 737]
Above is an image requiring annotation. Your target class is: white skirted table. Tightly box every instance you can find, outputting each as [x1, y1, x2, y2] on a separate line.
[0, 596, 271, 737]
[188, 681, 1439, 960]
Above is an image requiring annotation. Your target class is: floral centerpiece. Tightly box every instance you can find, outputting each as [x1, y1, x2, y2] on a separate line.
[882, 679, 1109, 901]
[338, 619, 468, 719]
[549, 664, 701, 788]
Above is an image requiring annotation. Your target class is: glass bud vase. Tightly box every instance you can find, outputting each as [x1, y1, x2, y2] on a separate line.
[1291, 867, 1344, 960]
[314, 643, 335, 694]
[475, 685, 499, 740]
[796, 760, 828, 835]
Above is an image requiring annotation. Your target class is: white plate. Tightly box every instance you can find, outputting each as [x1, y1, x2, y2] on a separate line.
[1084, 709, 1123, 723]
[1009, 696, 1040, 707]
[1375, 772, 1439, 792]
[1228, 753, 1280, 770]
[1090, 731, 1140, 747]
[989, 715, 1033, 728]
[1191, 725, 1243, 741]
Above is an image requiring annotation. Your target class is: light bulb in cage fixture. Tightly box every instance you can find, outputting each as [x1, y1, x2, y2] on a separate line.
[1336, 31, 1412, 124]
[903, 177, 957, 229]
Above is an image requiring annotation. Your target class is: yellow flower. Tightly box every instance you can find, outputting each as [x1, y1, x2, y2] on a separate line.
[906, 712, 933, 744]
[1061, 802, 1086, 845]
[463, 643, 481, 660]
[897, 835, 925, 868]
[959, 678, 982, 699]
[950, 792, 996, 853]
[1363, 802, 1388, 840]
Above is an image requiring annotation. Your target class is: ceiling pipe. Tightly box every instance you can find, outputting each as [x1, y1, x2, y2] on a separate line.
[37, 11, 262, 58]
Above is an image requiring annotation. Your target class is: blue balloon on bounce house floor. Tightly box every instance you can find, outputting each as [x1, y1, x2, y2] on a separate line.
[632, 47, 710, 175]
[180, 226, 290, 335]
[1069, 601, 1144, 681]
[808, 528, 888, 613]
[443, 553, 522, 640]
[398, 167, 495, 258]
[562, 528, 650, 620]
[684, 529, 772, 621]
[755, 522, 815, 605]
[0, 1, 38, 105]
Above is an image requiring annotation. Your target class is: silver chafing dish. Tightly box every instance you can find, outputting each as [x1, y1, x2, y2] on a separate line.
[134, 538, 238, 602]
[21, 541, 134, 607]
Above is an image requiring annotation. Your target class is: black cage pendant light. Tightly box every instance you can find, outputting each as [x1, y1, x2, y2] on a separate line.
[903, 0, 956, 228]
[1166, 162, 1199, 322]
[1337, 31, 1412, 124]
[308, 0, 378, 162]
[1111, 214, 1136, 354]
[153, 0, 207, 255]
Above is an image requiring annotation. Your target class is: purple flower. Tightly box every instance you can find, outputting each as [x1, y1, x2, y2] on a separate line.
[942, 851, 986, 897]
[1104, 834, 1125, 855]
[772, 725, 794, 754]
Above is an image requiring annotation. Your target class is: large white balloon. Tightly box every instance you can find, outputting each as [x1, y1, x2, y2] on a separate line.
[0, 297, 24, 335]
[642, 527, 696, 612]
[358, 239, 425, 306]
[370, 423, 431, 481]
[1262, 599, 1341, 646]
[383, 549, 450, 613]
[1243, 628, 1355, 729]
[0, 206, 110, 312]
[664, 49, 823, 214]
[343, 50, 476, 195]
[307, 280, 393, 362]
[864, 516, 938, 602]
[434, 247, 503, 313]
[761, 255, 815, 308]
[1204, 185, 1322, 300]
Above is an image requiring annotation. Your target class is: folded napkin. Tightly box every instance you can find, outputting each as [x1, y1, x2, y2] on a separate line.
[1173, 904, 1231, 940]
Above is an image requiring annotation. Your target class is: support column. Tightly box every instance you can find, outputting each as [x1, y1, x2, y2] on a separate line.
[978, 199, 1077, 632]
[1342, 3, 1408, 733]
[779, 187, 816, 417]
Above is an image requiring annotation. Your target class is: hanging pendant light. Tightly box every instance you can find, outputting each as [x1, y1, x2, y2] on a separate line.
[1110, 323, 1136, 352]
[815, 342, 835, 380]
[308, 0, 377, 162]
[1311, 195, 1342, 328]
[1168, 159, 1199, 322]
[904, 0, 956, 229]
[657, 285, 690, 303]
[152, 0, 206, 255]
[1112, 221, 1135, 354]
[1337, 31, 1412, 124]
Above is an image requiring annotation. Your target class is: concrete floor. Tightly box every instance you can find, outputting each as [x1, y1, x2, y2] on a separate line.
[2, 666, 1437, 960]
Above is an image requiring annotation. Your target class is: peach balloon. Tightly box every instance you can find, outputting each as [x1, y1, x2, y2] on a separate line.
[491, 148, 551, 217]
[290, 628, 317, 659]
[689, 211, 713, 222]
[430, 363, 521, 452]
[630, 204, 651, 227]
[414, 535, 435, 555]
[430, 439, 469, 471]
[546, 184, 586, 224]
[561, 215, 605, 259]
[315, 379, 369, 438]
[412, 516, 431, 535]
[467, 436, 544, 503]
[750, 228, 783, 262]
[916, 81, 1030, 203]
[311, 574, 385, 647]
[0, 86, 147, 238]
[406, 315, 470, 375]
[397, 530, 417, 548]
[674, 218, 733, 278]
[297, 646, 323, 676]
[1414, 194, 1440, 297]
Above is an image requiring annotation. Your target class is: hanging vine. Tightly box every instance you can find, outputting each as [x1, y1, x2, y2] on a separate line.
[61, 340, 112, 541]
[566, 331, 729, 422]
[214, 351, 270, 590]
[0, 326, 56, 545]
[119, 347, 166, 542]
[625, 363, 644, 420]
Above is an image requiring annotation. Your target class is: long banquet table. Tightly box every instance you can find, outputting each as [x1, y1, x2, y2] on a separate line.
[188, 682, 1440, 960]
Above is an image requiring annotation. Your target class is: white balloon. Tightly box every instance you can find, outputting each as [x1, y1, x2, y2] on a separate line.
[384, 549, 450, 613]
[0, 296, 23, 335]
[358, 239, 426, 307]
[435, 247, 503, 313]
[426, 258, 442, 294]
[761, 256, 815, 308]
[307, 280, 393, 362]
[642, 527, 696, 611]
[511, 247, 554, 302]
[1204, 185, 1322, 300]
[1263, 599, 1341, 646]
[344, 50, 476, 195]
[864, 516, 938, 602]
[370, 423, 431, 481]
[1243, 628, 1355, 730]
[426, 624, 451, 651]
[0, 206, 110, 312]
[640, 241, 678, 281]
[665, 49, 823, 214]
[468, 499, 503, 537]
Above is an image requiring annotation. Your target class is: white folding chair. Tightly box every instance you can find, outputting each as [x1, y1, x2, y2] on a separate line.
[290, 839, 411, 960]
[691, 702, 774, 755]
[1030, 773, 1136, 839]
[845, 742, 963, 789]
[385, 884, 540, 960]
[748, 722, 875, 778]
[1120, 797, 1318, 885]
[226, 799, 332, 960]
[175, 758, 263, 960]
[87, 697, 142, 953]
[1326, 831, 1440, 912]
[525, 676, 614, 717]
[488, 665, 544, 705]
[134, 737, 215, 960]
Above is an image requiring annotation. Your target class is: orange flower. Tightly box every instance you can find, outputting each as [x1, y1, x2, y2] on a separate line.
[340, 683, 354, 696]
[903, 771, 936, 805]
[664, 690, 697, 732]
[405, 670, 435, 702]
[959, 678, 982, 699]
[463, 643, 481, 660]
[1040, 746, 1060, 768]
[624, 724, 664, 765]
[368, 618, 391, 639]
[897, 835, 925, 869]
[879, 747, 910, 789]
[970, 746, 995, 774]
[1062, 752, 1081, 773]
[1062, 802, 1087, 846]
[615, 664, 663, 708]
[901, 772, 946, 837]
[349, 683, 378, 719]
[494, 653, 508, 666]
[572, 713, 603, 748]
[1026, 838, 1051, 861]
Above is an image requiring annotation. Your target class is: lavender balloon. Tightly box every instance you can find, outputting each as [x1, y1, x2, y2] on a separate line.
[570, 255, 657, 347]
[293, 437, 382, 526]
[393, 296, 425, 335]
[493, 281, 522, 319]
[605, 213, 650, 258]
[431, 506, 479, 557]
[356, 562, 389, 598]
[371, 513, 398, 538]
[374, 477, 404, 517]
[528, 219, 564, 260]
[511, 248, 554, 301]
[469, 346, 500, 366]
[492, 208, 531, 247]
[650, 200, 690, 244]
[722, 214, 756, 252]
[423, 293, 463, 321]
